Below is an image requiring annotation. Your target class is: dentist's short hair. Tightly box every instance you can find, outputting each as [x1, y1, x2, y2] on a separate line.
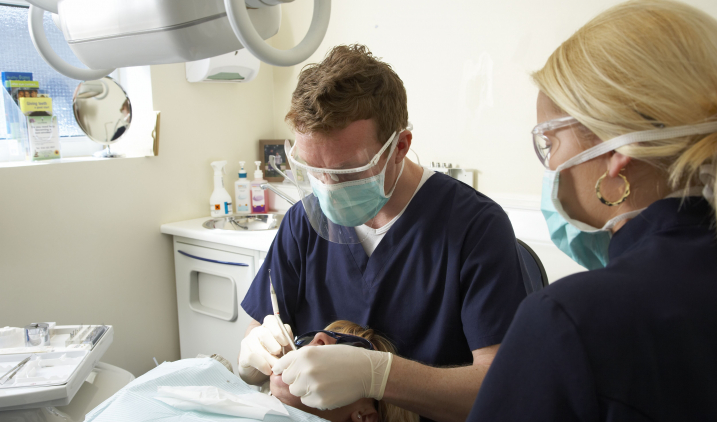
[285, 44, 408, 145]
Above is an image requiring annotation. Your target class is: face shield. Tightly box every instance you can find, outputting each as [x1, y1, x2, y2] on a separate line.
[273, 124, 412, 244]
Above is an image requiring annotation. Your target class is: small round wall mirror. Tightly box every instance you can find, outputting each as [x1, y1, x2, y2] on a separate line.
[72, 77, 132, 158]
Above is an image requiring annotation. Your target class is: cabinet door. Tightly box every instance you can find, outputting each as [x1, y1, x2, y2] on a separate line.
[174, 242, 255, 365]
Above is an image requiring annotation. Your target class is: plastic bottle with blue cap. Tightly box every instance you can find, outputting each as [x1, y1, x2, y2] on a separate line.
[210, 161, 232, 217]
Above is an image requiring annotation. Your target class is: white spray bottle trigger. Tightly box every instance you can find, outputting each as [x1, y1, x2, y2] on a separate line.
[211, 160, 227, 175]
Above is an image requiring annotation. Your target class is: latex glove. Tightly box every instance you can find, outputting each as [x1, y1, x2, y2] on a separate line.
[237, 315, 294, 385]
[272, 345, 393, 410]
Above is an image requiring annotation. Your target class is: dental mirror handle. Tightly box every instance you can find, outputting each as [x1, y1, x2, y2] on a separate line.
[269, 270, 297, 351]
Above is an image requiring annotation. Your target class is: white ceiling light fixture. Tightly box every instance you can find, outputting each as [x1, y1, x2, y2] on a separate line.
[24, 0, 331, 81]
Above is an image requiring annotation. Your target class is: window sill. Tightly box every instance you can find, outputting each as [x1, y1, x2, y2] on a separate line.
[0, 153, 155, 169]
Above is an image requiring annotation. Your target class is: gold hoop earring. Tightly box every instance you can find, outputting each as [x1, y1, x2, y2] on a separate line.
[595, 171, 630, 206]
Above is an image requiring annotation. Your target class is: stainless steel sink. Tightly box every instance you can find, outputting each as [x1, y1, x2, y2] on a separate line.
[202, 214, 283, 231]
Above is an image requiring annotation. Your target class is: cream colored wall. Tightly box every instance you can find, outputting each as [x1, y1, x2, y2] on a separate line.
[271, 0, 717, 197]
[0, 62, 276, 376]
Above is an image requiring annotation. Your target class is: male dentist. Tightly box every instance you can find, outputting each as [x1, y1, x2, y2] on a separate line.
[238, 44, 526, 422]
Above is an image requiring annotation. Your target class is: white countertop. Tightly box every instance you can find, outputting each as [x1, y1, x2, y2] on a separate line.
[160, 216, 279, 252]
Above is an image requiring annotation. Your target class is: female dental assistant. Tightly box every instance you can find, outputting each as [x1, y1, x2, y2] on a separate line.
[468, 1, 717, 421]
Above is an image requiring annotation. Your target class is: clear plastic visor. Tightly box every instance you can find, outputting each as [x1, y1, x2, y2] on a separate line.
[288, 131, 397, 182]
[275, 127, 407, 244]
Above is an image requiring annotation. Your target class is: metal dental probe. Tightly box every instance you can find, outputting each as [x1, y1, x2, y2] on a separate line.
[0, 356, 31, 385]
[269, 269, 297, 352]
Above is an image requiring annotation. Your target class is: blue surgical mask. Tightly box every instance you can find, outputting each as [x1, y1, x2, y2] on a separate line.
[309, 159, 404, 227]
[539, 120, 717, 270]
[541, 170, 635, 270]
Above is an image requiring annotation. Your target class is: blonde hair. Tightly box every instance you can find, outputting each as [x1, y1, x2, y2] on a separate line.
[323, 321, 419, 422]
[533, 0, 717, 223]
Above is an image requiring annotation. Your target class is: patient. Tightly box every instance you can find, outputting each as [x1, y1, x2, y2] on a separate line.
[270, 320, 418, 422]
[85, 321, 417, 422]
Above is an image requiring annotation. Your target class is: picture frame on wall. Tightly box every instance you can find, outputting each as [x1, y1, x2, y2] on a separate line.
[258, 139, 291, 182]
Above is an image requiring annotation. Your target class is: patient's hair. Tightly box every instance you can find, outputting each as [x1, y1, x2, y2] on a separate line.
[285, 44, 408, 145]
[324, 321, 419, 422]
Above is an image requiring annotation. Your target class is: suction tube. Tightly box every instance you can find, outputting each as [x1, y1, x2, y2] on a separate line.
[224, 0, 331, 67]
[27, 5, 115, 81]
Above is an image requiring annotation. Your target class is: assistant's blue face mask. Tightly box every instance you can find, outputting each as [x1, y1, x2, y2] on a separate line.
[539, 119, 717, 270]
[541, 171, 614, 270]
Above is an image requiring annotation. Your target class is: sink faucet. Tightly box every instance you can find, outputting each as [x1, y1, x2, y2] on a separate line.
[261, 184, 297, 205]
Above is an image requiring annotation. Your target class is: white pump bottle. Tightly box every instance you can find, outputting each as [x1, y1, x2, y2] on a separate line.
[210, 161, 232, 217]
[235, 161, 251, 214]
[250, 160, 268, 213]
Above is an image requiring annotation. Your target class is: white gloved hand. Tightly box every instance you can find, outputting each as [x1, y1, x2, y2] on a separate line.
[237, 315, 294, 385]
[272, 345, 393, 410]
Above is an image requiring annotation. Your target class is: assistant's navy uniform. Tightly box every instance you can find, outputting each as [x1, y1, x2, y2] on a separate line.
[468, 197, 717, 421]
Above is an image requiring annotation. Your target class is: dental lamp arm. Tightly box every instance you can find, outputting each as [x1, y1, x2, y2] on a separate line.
[27, 5, 114, 81]
[224, 0, 331, 67]
[25, 0, 58, 13]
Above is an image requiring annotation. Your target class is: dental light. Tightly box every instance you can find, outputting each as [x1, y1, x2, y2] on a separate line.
[25, 0, 331, 81]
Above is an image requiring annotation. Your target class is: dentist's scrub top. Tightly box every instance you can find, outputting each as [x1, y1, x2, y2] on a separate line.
[467, 197, 717, 422]
[241, 173, 527, 368]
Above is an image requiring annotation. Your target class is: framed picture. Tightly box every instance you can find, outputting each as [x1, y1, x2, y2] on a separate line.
[258, 139, 291, 182]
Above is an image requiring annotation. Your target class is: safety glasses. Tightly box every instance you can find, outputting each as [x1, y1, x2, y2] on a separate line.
[285, 122, 413, 183]
[532, 116, 579, 168]
[294, 330, 375, 350]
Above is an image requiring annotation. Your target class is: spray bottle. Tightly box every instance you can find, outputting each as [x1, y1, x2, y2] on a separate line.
[210, 161, 232, 217]
[251, 161, 268, 213]
[234, 161, 251, 214]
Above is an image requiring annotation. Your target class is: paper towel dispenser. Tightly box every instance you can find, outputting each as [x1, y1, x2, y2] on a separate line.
[186, 49, 261, 83]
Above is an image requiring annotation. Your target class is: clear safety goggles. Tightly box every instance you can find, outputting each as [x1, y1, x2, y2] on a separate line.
[532, 116, 580, 168]
[269, 124, 412, 244]
[286, 123, 412, 183]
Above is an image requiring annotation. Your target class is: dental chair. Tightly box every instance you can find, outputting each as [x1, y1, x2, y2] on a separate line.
[517, 239, 548, 294]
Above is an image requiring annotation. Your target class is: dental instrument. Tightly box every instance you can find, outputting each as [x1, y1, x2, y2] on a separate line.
[269, 269, 296, 351]
[0, 356, 31, 385]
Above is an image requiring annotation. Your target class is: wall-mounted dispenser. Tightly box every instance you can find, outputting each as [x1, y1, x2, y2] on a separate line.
[186, 49, 260, 83]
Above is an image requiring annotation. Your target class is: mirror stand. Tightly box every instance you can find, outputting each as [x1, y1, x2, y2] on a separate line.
[93, 144, 124, 158]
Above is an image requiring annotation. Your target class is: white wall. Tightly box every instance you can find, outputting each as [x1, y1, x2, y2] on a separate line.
[271, 0, 717, 196]
[0, 62, 277, 376]
[269, 0, 717, 283]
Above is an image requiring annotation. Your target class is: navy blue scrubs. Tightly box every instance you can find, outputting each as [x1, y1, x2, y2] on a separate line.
[468, 197, 717, 421]
[242, 173, 527, 368]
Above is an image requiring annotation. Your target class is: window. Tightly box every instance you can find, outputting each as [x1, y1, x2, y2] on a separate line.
[0, 1, 155, 164]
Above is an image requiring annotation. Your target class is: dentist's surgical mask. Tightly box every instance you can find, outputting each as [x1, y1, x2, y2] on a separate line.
[534, 118, 717, 270]
[283, 123, 412, 244]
